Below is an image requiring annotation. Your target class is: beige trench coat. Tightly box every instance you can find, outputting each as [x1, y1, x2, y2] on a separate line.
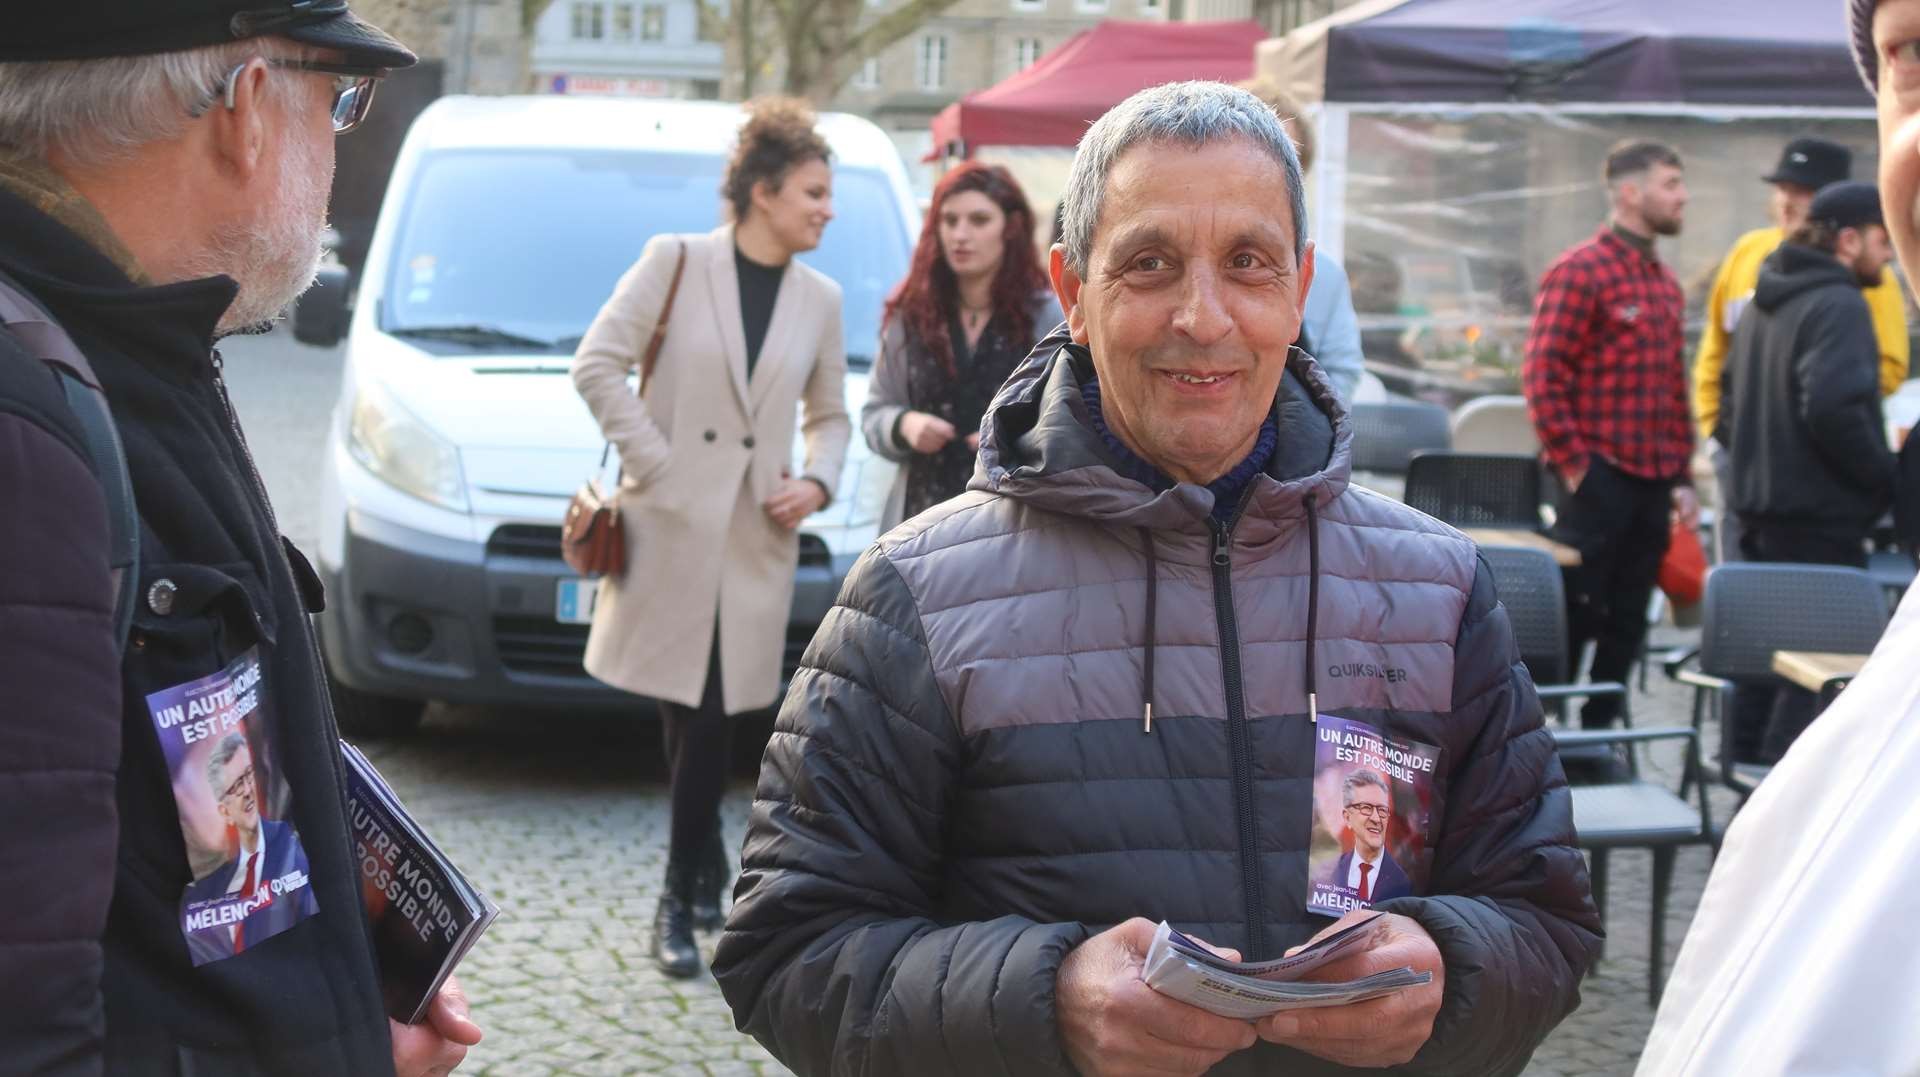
[571, 226, 850, 713]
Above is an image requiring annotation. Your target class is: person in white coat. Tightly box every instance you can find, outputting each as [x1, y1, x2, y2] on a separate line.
[571, 97, 850, 979]
[1636, 3, 1920, 1068]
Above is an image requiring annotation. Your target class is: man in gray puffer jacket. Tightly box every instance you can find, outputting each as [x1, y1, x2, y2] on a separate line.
[713, 81, 1601, 1077]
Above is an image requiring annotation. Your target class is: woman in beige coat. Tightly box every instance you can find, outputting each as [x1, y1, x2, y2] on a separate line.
[570, 99, 850, 979]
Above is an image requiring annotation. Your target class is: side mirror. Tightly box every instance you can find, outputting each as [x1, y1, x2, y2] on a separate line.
[293, 262, 351, 348]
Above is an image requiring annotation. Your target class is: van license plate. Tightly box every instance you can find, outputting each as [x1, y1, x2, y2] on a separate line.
[555, 578, 598, 625]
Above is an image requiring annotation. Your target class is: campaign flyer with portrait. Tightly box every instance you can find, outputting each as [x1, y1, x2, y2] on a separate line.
[1307, 714, 1442, 918]
[145, 646, 318, 965]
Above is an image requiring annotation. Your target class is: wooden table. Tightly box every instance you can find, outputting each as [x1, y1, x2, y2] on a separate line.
[1465, 528, 1582, 567]
[1771, 650, 1869, 703]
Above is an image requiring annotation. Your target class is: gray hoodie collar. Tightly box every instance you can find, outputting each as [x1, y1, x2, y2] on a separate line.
[972, 327, 1353, 551]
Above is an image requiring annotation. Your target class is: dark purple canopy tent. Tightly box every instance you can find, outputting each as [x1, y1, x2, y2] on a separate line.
[1260, 0, 1870, 108]
[1251, 0, 1879, 405]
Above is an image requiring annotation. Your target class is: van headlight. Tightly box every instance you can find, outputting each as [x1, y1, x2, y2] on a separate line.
[347, 379, 469, 512]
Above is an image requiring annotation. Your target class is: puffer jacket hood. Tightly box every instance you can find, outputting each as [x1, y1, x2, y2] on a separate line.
[973, 326, 1351, 544]
[1753, 242, 1860, 313]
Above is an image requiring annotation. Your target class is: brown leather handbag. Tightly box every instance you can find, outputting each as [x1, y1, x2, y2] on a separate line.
[562, 242, 688, 578]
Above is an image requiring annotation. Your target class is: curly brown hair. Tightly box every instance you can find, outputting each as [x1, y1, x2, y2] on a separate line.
[722, 96, 834, 221]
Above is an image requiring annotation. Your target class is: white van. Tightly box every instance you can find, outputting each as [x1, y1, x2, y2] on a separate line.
[300, 96, 913, 733]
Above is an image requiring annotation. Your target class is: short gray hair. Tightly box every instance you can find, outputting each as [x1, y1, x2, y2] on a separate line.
[1059, 81, 1308, 277]
[206, 732, 250, 795]
[0, 37, 313, 168]
[1342, 768, 1390, 807]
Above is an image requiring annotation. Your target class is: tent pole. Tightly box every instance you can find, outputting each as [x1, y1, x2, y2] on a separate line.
[1314, 104, 1349, 266]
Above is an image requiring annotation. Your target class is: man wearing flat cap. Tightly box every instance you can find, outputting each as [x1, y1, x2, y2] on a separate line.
[0, 4, 481, 1074]
[1692, 136, 1910, 562]
[1718, 179, 1898, 763]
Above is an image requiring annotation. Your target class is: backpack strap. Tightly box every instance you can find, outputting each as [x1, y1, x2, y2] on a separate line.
[0, 272, 139, 653]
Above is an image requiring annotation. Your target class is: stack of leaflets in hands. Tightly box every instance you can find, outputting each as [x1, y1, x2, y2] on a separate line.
[1141, 913, 1432, 1020]
[342, 740, 500, 1024]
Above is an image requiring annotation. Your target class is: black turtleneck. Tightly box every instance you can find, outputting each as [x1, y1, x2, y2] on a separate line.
[735, 246, 787, 377]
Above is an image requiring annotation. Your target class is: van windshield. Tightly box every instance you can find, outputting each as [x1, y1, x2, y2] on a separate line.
[379, 148, 912, 367]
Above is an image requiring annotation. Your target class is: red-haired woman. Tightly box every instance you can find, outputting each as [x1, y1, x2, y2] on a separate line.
[861, 163, 1061, 528]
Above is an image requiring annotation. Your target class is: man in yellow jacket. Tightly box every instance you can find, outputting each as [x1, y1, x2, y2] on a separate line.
[1694, 137, 1909, 559]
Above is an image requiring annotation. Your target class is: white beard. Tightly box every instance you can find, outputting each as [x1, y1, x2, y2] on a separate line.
[190, 120, 333, 335]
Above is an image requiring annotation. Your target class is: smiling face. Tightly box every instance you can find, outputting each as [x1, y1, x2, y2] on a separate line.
[755, 156, 834, 256]
[212, 745, 260, 841]
[1878, 0, 1920, 294]
[1050, 136, 1312, 487]
[1344, 783, 1391, 860]
[939, 188, 1008, 284]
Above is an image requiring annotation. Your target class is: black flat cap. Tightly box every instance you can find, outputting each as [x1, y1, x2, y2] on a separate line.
[1763, 138, 1852, 190]
[1809, 181, 1884, 230]
[0, 0, 416, 70]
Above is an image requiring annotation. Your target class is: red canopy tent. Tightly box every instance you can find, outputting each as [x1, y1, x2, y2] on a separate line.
[927, 19, 1265, 158]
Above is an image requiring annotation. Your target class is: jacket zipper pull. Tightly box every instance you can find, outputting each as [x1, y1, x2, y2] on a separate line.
[1211, 522, 1230, 568]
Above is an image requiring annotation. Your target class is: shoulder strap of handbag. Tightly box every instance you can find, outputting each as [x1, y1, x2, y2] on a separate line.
[0, 269, 139, 655]
[601, 239, 689, 475]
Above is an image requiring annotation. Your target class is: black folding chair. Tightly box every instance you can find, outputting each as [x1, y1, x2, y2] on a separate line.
[1673, 563, 1889, 804]
[1481, 544, 1630, 729]
[1405, 451, 1543, 529]
[1557, 727, 1714, 1007]
[1348, 399, 1451, 476]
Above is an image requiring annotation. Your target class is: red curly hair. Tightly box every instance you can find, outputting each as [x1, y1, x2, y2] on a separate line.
[884, 162, 1049, 376]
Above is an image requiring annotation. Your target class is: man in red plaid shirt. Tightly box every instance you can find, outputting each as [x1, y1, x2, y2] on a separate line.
[1524, 139, 1701, 731]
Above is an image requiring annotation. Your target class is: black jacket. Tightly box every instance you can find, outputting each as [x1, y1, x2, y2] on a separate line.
[1721, 243, 1897, 534]
[0, 188, 392, 1074]
[714, 334, 1600, 1075]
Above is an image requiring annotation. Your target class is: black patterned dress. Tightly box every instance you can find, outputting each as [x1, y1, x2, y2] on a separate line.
[899, 312, 1031, 521]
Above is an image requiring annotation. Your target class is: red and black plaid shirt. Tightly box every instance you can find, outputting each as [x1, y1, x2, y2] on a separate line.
[1523, 226, 1693, 482]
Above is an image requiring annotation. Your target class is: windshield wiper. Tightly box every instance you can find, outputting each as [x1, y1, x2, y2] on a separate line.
[390, 324, 561, 351]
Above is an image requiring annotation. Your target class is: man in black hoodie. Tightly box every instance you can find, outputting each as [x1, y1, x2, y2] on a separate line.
[1719, 179, 1898, 762]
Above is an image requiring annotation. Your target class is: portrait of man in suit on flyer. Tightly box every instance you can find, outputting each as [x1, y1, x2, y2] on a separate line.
[1318, 768, 1414, 904]
[1307, 714, 1438, 916]
[180, 732, 318, 964]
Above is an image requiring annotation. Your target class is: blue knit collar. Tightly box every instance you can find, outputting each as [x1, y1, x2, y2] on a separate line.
[1079, 375, 1279, 522]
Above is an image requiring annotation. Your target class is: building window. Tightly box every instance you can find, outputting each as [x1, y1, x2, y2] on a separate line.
[1015, 37, 1043, 69]
[1011, 0, 1045, 11]
[640, 3, 666, 40]
[853, 57, 881, 90]
[1075, 0, 1107, 11]
[610, 3, 634, 40]
[1140, 0, 1161, 11]
[570, 2, 605, 39]
[917, 34, 948, 91]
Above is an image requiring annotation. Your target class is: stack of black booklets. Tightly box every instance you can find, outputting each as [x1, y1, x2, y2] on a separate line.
[342, 740, 500, 1024]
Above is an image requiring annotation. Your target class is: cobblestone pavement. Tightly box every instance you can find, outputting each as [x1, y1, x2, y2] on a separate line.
[351, 625, 1738, 1077]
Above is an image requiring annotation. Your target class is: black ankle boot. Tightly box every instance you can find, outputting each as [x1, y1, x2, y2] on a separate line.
[651, 862, 701, 978]
[692, 828, 729, 933]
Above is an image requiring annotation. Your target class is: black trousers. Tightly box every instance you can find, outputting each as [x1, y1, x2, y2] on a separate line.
[658, 631, 735, 867]
[1727, 523, 1868, 765]
[1550, 460, 1674, 729]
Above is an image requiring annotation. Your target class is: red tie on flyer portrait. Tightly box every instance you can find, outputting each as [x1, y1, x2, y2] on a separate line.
[1357, 862, 1373, 903]
[233, 852, 258, 953]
